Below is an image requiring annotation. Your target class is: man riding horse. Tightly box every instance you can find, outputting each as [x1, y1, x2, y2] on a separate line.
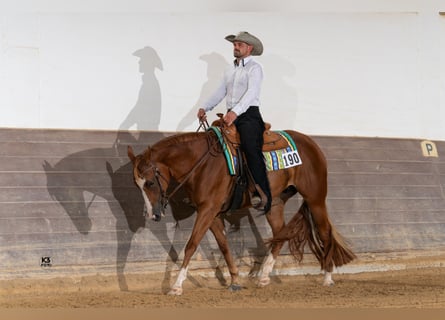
[128, 31, 356, 295]
[197, 31, 272, 213]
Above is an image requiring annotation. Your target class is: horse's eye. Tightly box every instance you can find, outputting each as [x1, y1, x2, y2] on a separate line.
[144, 180, 154, 189]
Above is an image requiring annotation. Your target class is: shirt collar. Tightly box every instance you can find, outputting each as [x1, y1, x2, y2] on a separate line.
[234, 55, 253, 67]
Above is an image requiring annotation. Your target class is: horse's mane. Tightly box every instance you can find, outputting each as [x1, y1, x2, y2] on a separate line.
[151, 131, 208, 150]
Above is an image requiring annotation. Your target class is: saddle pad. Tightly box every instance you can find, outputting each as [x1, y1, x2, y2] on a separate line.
[208, 127, 302, 175]
[263, 146, 303, 171]
[264, 130, 303, 171]
[208, 126, 237, 175]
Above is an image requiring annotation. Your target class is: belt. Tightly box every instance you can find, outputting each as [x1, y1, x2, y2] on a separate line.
[228, 106, 259, 112]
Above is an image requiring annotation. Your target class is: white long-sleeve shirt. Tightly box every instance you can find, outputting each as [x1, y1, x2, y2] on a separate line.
[202, 56, 263, 116]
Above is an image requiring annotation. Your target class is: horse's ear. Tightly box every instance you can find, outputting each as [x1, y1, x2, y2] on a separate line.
[105, 161, 114, 176]
[42, 160, 53, 171]
[127, 145, 136, 163]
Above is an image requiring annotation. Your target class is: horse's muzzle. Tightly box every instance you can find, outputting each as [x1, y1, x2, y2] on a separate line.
[152, 203, 164, 222]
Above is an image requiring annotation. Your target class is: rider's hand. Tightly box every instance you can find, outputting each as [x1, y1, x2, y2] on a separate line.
[223, 111, 237, 126]
[197, 108, 207, 122]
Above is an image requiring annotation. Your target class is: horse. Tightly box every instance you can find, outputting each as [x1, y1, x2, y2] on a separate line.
[127, 123, 356, 295]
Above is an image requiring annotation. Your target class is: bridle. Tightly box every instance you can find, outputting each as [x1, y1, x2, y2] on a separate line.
[138, 164, 170, 212]
[139, 153, 211, 214]
[138, 119, 219, 214]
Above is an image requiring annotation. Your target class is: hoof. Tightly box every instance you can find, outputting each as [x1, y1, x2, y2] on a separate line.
[228, 284, 242, 292]
[167, 287, 183, 296]
[323, 280, 335, 287]
[257, 277, 270, 288]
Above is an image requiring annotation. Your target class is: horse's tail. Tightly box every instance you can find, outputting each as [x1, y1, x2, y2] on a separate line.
[269, 201, 356, 270]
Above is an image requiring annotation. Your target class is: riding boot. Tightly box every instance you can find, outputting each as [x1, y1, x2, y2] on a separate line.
[234, 106, 272, 213]
[251, 183, 270, 212]
[256, 182, 272, 213]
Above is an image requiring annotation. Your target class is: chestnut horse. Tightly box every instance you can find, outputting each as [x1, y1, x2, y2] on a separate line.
[127, 125, 356, 295]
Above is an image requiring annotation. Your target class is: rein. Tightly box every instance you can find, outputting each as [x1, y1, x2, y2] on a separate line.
[159, 146, 212, 206]
[196, 118, 209, 132]
[145, 120, 220, 211]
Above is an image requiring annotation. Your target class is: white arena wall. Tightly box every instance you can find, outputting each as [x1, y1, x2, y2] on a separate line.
[1, 1, 445, 281]
[0, 0, 444, 139]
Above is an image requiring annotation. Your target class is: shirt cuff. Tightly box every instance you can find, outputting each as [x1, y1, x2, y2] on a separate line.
[229, 106, 242, 116]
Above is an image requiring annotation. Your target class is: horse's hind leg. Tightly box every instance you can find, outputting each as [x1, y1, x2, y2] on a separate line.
[257, 201, 286, 287]
[208, 216, 241, 291]
[307, 201, 338, 286]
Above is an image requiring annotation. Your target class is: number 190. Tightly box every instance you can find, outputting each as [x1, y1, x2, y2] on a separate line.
[282, 152, 301, 167]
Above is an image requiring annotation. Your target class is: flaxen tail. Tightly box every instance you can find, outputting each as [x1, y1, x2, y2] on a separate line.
[269, 201, 356, 270]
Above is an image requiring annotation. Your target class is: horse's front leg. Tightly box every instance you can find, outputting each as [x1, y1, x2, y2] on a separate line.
[257, 243, 285, 287]
[209, 215, 241, 291]
[168, 210, 217, 296]
[258, 201, 285, 287]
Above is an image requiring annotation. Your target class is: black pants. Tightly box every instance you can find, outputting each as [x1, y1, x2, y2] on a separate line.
[234, 106, 271, 202]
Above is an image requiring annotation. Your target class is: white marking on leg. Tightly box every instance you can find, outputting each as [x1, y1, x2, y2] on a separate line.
[135, 177, 153, 219]
[323, 271, 335, 286]
[258, 253, 276, 287]
[168, 267, 188, 296]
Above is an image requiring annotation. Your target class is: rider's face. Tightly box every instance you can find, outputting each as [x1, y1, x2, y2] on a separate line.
[233, 41, 253, 59]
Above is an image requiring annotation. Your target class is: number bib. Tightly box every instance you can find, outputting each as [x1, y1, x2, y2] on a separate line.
[281, 150, 303, 168]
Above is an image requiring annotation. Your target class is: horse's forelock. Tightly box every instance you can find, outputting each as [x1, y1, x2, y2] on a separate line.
[132, 151, 151, 177]
[137, 159, 151, 177]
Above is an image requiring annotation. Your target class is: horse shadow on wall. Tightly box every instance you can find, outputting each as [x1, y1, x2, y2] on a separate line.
[43, 132, 268, 292]
[42, 47, 269, 292]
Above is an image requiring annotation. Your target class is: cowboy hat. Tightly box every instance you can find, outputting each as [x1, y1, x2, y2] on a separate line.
[225, 31, 263, 56]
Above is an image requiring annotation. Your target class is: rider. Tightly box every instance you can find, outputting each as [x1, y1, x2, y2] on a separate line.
[197, 31, 272, 213]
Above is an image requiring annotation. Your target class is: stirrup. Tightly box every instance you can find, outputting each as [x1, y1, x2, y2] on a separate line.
[251, 195, 262, 208]
[250, 185, 267, 209]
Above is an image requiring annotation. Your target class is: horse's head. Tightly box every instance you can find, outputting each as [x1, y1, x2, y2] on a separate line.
[127, 145, 170, 221]
[106, 161, 146, 232]
[43, 160, 93, 234]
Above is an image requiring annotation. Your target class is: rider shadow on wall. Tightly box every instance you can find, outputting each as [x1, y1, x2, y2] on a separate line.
[176, 52, 299, 131]
[176, 52, 229, 131]
[260, 53, 299, 130]
[43, 46, 269, 293]
[119, 46, 163, 132]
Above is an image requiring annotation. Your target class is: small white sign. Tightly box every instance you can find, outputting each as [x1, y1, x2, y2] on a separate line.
[420, 140, 438, 157]
[281, 150, 303, 168]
